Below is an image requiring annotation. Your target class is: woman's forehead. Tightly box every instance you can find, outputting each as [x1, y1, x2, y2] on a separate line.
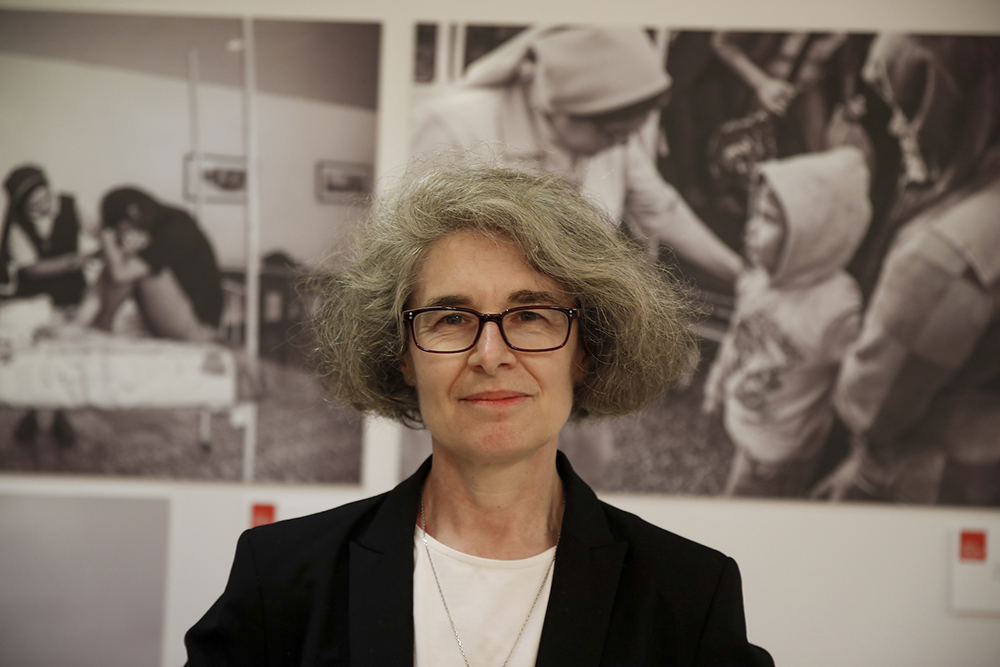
[410, 232, 569, 306]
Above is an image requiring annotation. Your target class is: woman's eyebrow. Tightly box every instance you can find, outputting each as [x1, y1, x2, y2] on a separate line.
[420, 290, 564, 309]
[422, 294, 472, 308]
[508, 290, 563, 305]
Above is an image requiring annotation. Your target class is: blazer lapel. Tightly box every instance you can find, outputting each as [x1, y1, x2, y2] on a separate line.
[535, 453, 628, 667]
[347, 458, 431, 667]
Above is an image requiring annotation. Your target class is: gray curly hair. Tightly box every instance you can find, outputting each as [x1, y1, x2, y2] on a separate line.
[309, 161, 696, 426]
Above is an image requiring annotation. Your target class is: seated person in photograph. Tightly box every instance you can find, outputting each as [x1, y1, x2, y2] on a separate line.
[95, 187, 222, 343]
[1, 164, 96, 445]
[184, 162, 773, 666]
[703, 147, 870, 497]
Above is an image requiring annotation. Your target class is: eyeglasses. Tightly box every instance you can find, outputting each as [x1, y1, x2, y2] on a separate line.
[403, 306, 579, 354]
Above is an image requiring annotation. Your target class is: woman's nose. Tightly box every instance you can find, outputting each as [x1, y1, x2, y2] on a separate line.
[468, 321, 515, 373]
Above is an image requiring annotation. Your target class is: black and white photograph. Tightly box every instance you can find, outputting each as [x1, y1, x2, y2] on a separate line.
[0, 9, 380, 483]
[409, 24, 1000, 507]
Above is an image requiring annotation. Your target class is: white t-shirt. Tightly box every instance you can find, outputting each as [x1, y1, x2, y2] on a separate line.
[414, 527, 556, 667]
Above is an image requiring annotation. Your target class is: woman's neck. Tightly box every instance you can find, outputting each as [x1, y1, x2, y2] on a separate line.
[421, 445, 564, 560]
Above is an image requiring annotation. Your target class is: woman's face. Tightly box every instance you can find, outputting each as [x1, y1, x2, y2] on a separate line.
[400, 232, 586, 466]
[23, 185, 54, 223]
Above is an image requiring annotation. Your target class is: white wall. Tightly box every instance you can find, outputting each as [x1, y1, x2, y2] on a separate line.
[257, 92, 375, 264]
[0, 495, 170, 667]
[2, 1, 999, 667]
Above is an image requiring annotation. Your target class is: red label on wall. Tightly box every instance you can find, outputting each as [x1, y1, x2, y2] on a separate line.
[960, 530, 987, 562]
[251, 503, 276, 528]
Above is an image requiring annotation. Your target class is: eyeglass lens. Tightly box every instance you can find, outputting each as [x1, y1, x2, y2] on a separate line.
[411, 308, 570, 352]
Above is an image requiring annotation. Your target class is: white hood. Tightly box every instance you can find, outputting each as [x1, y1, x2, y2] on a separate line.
[757, 146, 872, 288]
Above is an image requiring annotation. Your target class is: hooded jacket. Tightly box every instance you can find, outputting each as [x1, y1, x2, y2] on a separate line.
[717, 147, 871, 461]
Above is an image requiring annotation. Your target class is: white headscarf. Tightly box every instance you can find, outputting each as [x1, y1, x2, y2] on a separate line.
[462, 26, 670, 115]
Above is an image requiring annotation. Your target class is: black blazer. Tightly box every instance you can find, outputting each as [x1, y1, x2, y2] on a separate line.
[185, 453, 773, 666]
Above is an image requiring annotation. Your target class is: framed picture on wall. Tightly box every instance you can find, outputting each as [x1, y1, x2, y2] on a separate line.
[315, 160, 373, 204]
[1, 8, 374, 486]
[184, 152, 247, 204]
[406, 23, 1000, 508]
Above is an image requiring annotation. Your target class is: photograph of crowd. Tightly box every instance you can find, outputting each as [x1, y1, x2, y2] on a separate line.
[409, 25, 1000, 506]
[0, 9, 379, 483]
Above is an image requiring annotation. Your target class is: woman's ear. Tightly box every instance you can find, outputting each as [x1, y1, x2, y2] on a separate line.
[399, 352, 416, 387]
[572, 343, 589, 383]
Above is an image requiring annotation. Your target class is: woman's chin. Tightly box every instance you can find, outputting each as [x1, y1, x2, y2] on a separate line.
[433, 426, 557, 467]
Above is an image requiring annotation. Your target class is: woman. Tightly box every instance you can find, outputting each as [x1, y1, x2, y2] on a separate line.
[184, 163, 772, 665]
[1, 165, 92, 445]
[814, 35, 1000, 505]
[95, 187, 222, 342]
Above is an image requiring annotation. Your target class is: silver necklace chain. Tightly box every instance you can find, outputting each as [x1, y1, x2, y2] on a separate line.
[419, 492, 562, 667]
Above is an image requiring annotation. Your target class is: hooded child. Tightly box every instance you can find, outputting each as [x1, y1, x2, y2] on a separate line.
[703, 146, 871, 496]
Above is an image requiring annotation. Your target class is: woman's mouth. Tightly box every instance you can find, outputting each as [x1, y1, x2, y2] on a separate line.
[461, 391, 529, 407]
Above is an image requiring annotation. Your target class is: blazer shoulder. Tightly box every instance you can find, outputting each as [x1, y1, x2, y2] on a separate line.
[600, 500, 731, 573]
[241, 492, 389, 568]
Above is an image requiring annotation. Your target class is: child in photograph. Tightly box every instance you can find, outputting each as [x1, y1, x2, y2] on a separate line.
[702, 146, 871, 496]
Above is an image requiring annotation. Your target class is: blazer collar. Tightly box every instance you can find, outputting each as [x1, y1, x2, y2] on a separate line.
[347, 452, 626, 667]
[536, 452, 628, 666]
[347, 457, 429, 666]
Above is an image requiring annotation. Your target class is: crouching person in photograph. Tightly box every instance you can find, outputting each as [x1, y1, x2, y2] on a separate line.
[94, 187, 223, 343]
[703, 147, 871, 497]
[184, 162, 773, 666]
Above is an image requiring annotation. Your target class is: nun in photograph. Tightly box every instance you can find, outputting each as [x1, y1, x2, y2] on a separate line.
[185, 162, 773, 666]
[412, 26, 743, 283]
[1, 165, 93, 445]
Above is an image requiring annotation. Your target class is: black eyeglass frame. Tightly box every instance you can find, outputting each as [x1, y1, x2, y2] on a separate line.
[402, 305, 579, 354]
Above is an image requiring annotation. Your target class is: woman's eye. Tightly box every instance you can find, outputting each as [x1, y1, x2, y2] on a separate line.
[436, 312, 474, 327]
